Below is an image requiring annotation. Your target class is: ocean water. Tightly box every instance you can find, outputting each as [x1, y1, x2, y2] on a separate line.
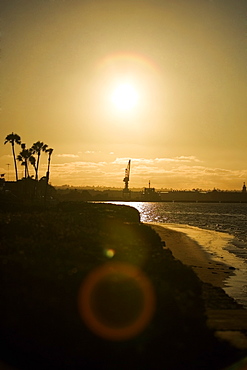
[106, 202, 247, 308]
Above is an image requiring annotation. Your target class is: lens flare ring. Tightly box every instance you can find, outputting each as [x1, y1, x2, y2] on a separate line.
[78, 262, 156, 341]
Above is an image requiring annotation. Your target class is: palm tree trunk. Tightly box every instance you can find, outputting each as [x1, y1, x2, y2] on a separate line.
[44, 150, 53, 206]
[47, 156, 50, 183]
[12, 143, 18, 181]
[35, 153, 40, 180]
[46, 152, 52, 183]
[25, 160, 29, 178]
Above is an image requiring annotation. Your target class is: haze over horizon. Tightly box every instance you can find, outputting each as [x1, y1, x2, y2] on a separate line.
[1, 0, 246, 190]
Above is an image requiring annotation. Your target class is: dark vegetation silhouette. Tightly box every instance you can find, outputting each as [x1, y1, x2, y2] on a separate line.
[17, 143, 35, 178]
[45, 147, 53, 184]
[31, 141, 48, 180]
[4, 133, 53, 183]
[4, 132, 21, 181]
[3, 133, 54, 205]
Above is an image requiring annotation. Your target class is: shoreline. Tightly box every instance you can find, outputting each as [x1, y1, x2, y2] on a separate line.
[149, 223, 247, 350]
[148, 223, 233, 288]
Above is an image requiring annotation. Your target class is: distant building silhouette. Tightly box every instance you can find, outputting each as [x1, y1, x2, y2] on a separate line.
[142, 181, 161, 201]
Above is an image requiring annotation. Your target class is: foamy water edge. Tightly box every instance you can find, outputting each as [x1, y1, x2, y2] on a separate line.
[154, 223, 247, 308]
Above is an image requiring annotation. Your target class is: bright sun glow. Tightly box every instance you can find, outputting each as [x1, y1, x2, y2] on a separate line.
[111, 83, 139, 112]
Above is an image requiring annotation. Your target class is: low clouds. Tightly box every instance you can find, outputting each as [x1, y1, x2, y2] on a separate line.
[56, 154, 80, 158]
[173, 156, 201, 163]
[113, 156, 201, 166]
[1, 150, 245, 189]
[47, 154, 247, 190]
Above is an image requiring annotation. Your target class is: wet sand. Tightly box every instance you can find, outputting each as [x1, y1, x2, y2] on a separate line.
[149, 223, 233, 288]
[149, 223, 247, 351]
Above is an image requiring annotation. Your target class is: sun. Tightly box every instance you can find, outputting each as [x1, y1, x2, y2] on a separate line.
[110, 83, 139, 112]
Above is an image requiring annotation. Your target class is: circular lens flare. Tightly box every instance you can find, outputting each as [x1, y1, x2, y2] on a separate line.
[78, 262, 156, 341]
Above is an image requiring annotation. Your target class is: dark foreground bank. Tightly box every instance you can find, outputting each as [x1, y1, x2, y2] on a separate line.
[0, 202, 246, 369]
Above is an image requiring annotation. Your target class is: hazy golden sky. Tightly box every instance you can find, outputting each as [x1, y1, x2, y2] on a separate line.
[1, 0, 247, 189]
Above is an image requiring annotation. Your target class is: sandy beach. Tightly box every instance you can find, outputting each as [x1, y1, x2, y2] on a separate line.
[149, 223, 247, 351]
[149, 223, 233, 288]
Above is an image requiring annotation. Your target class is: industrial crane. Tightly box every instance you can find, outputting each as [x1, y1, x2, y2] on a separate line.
[123, 159, 131, 198]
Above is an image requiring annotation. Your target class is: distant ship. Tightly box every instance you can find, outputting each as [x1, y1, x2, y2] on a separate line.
[141, 181, 161, 201]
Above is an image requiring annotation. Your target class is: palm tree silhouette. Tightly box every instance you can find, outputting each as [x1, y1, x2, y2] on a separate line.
[29, 155, 36, 176]
[4, 132, 21, 181]
[45, 148, 53, 183]
[17, 144, 35, 178]
[31, 141, 48, 180]
[44, 148, 53, 205]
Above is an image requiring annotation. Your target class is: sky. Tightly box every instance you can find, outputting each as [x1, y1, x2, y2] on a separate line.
[1, 0, 247, 190]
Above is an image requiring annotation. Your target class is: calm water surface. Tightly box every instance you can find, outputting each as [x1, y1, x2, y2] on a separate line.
[106, 202, 247, 307]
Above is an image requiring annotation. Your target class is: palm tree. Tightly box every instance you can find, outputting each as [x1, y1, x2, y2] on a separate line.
[29, 155, 36, 176]
[17, 144, 35, 178]
[44, 148, 53, 205]
[31, 141, 48, 180]
[4, 132, 21, 181]
[45, 148, 53, 183]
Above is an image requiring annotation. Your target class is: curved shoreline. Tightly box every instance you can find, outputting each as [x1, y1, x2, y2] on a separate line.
[148, 223, 233, 288]
[149, 222, 247, 350]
